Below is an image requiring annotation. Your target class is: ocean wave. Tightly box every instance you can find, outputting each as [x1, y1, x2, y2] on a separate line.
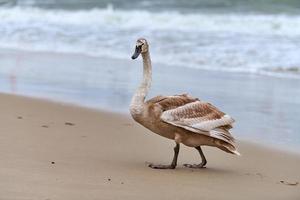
[0, 7, 300, 78]
[1, 7, 300, 35]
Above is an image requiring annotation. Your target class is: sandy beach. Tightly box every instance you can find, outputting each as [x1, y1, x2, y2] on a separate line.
[0, 93, 299, 200]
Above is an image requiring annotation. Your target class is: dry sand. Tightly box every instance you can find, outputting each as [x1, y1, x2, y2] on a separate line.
[0, 93, 299, 200]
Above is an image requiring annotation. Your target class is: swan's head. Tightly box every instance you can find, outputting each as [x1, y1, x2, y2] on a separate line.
[131, 38, 148, 59]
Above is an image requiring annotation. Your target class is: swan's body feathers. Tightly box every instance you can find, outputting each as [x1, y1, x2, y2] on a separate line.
[154, 94, 235, 145]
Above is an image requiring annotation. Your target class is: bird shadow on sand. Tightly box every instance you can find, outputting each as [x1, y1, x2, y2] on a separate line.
[144, 162, 236, 175]
[178, 166, 237, 175]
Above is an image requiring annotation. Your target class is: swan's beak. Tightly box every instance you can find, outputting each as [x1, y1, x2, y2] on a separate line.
[131, 45, 142, 59]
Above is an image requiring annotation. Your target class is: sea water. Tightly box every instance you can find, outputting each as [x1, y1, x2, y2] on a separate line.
[0, 0, 300, 78]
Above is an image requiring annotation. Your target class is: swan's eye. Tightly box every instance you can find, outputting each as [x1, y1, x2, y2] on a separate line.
[137, 43, 144, 47]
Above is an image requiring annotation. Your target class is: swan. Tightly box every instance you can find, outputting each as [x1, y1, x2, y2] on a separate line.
[130, 38, 240, 169]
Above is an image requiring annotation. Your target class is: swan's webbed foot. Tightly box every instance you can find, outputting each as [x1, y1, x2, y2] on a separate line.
[183, 162, 206, 169]
[148, 143, 180, 170]
[183, 146, 207, 169]
[148, 163, 176, 169]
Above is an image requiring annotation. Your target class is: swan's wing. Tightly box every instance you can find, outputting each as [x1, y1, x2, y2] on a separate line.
[159, 96, 235, 144]
[146, 95, 168, 104]
[147, 94, 198, 110]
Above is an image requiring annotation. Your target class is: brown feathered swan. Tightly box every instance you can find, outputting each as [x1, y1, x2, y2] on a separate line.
[130, 38, 240, 169]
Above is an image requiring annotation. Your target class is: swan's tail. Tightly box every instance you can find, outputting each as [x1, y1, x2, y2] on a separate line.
[212, 129, 241, 156]
[218, 141, 241, 156]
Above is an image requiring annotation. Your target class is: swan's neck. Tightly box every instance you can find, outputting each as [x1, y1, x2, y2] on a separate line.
[130, 51, 152, 118]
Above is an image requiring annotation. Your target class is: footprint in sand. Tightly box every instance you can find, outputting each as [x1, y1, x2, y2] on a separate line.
[41, 125, 49, 128]
[17, 116, 23, 119]
[279, 180, 299, 186]
[244, 172, 265, 179]
[255, 173, 264, 179]
[65, 122, 75, 126]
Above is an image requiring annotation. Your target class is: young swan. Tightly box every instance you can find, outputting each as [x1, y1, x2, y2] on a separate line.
[130, 38, 240, 169]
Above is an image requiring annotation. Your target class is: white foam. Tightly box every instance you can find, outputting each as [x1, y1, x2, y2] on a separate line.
[1, 7, 300, 35]
[0, 7, 300, 78]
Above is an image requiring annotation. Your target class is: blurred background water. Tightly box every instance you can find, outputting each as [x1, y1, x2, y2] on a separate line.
[0, 0, 300, 152]
[0, 0, 300, 77]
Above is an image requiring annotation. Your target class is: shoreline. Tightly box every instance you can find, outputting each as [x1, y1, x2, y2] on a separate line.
[0, 92, 299, 199]
[1, 91, 299, 156]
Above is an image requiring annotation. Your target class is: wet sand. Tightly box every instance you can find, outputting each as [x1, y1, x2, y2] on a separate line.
[0, 93, 299, 200]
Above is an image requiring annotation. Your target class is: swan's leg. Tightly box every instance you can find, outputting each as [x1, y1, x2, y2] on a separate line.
[148, 143, 180, 169]
[183, 146, 207, 168]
